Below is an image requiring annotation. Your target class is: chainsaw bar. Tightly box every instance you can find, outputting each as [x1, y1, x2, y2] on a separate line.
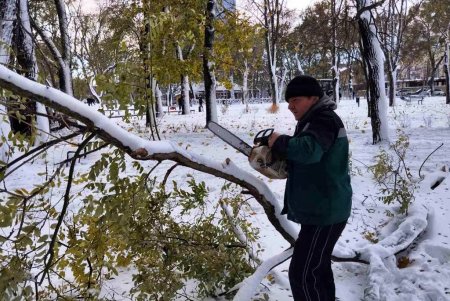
[207, 121, 253, 157]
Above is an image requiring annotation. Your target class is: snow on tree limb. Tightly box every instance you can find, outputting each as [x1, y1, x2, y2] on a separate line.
[361, 205, 429, 300]
[232, 248, 294, 301]
[0, 64, 298, 244]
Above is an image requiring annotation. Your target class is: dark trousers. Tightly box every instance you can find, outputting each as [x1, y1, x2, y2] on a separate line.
[289, 220, 347, 301]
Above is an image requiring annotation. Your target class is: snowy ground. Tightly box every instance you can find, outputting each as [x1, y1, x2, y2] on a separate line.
[4, 95, 450, 300]
[150, 96, 450, 301]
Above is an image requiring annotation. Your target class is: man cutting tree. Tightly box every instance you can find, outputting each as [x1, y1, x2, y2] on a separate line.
[268, 75, 353, 301]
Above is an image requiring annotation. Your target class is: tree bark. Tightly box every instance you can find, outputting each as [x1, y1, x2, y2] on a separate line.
[357, 0, 389, 144]
[203, 0, 218, 123]
[54, 0, 73, 95]
[445, 25, 450, 104]
[242, 59, 249, 111]
[0, 0, 16, 65]
[181, 74, 190, 114]
[0, 0, 16, 161]
[8, 0, 37, 137]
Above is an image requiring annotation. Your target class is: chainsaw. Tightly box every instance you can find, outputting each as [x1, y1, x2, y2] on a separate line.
[207, 121, 287, 179]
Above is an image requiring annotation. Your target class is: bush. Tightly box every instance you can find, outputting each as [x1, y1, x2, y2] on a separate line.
[369, 131, 415, 215]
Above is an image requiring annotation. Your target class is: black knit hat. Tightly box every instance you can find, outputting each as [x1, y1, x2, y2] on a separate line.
[285, 75, 324, 101]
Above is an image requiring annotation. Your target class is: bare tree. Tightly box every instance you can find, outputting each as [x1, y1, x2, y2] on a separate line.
[378, 0, 408, 106]
[30, 0, 73, 96]
[355, 0, 389, 144]
[203, 0, 218, 123]
[251, 0, 287, 105]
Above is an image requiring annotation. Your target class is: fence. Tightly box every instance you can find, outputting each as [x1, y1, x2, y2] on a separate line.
[216, 98, 272, 105]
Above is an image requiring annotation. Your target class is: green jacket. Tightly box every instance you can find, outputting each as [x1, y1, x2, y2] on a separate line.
[272, 95, 352, 225]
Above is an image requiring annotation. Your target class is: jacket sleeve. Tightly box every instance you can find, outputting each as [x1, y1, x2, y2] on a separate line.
[284, 114, 339, 164]
[271, 134, 292, 160]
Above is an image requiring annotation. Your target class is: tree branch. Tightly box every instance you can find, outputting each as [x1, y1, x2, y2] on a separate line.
[419, 143, 444, 179]
[355, 0, 386, 20]
[0, 64, 297, 246]
[38, 132, 96, 284]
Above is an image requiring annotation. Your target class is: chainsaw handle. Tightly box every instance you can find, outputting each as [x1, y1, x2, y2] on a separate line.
[254, 128, 274, 146]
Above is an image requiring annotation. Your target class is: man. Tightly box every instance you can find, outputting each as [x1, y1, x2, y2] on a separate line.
[268, 75, 352, 301]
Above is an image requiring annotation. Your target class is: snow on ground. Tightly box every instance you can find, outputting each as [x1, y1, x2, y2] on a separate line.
[150, 96, 450, 301]
[3, 95, 450, 300]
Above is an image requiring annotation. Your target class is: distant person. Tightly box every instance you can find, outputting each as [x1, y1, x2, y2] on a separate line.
[198, 97, 204, 112]
[267, 75, 352, 301]
[177, 96, 183, 111]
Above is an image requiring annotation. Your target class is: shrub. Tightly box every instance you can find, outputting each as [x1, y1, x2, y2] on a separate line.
[369, 131, 415, 215]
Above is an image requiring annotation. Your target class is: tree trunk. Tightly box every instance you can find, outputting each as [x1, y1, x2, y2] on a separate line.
[181, 74, 190, 115]
[265, 33, 278, 105]
[357, 1, 389, 144]
[54, 0, 73, 96]
[445, 26, 450, 104]
[154, 79, 164, 117]
[294, 53, 304, 75]
[358, 36, 371, 118]
[8, 0, 38, 137]
[428, 55, 444, 94]
[242, 59, 249, 111]
[0, 0, 16, 161]
[19, 0, 49, 144]
[387, 61, 396, 107]
[331, 0, 339, 104]
[0, 0, 17, 65]
[203, 0, 218, 123]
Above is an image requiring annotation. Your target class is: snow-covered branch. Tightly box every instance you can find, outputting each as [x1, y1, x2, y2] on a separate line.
[360, 205, 429, 300]
[0, 64, 297, 244]
[232, 248, 293, 300]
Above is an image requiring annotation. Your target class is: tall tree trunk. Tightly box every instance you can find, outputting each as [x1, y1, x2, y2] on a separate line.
[445, 25, 450, 104]
[153, 79, 164, 117]
[358, 35, 372, 117]
[175, 42, 191, 116]
[428, 55, 444, 94]
[387, 59, 396, 106]
[0, 0, 16, 161]
[265, 34, 278, 105]
[203, 0, 218, 123]
[8, 0, 38, 137]
[181, 74, 190, 114]
[357, 0, 389, 144]
[242, 59, 249, 111]
[294, 53, 304, 75]
[54, 0, 73, 96]
[141, 8, 155, 134]
[0, 0, 16, 59]
[331, 0, 340, 104]
[19, 0, 49, 144]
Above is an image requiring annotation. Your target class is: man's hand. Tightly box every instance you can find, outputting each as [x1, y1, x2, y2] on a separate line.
[268, 132, 280, 148]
